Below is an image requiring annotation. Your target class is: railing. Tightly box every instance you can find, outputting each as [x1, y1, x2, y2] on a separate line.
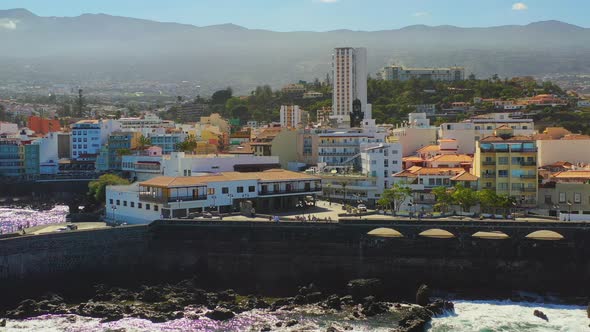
[139, 194, 207, 203]
[520, 161, 537, 166]
[482, 161, 496, 166]
[259, 188, 322, 196]
[482, 173, 496, 178]
[519, 187, 537, 192]
[318, 152, 358, 156]
[520, 174, 537, 179]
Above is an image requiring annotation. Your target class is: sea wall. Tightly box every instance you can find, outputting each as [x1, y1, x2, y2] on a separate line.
[0, 220, 589, 299]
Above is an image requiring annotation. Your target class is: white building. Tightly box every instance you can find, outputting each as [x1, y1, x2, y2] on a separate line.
[70, 119, 121, 159]
[332, 47, 371, 125]
[0, 121, 19, 135]
[105, 169, 322, 224]
[537, 138, 590, 166]
[33, 132, 60, 174]
[279, 105, 303, 128]
[122, 152, 281, 181]
[361, 142, 403, 190]
[118, 114, 174, 130]
[382, 65, 465, 82]
[388, 113, 438, 157]
[438, 113, 535, 154]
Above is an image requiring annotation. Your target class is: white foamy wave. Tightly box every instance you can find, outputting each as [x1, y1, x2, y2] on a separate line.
[0, 206, 69, 234]
[429, 300, 588, 332]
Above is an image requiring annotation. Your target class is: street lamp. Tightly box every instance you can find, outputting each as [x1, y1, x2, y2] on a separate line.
[567, 200, 572, 221]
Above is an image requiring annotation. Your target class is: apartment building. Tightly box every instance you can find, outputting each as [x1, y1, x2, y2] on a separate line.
[382, 65, 465, 82]
[279, 105, 304, 128]
[472, 132, 538, 206]
[388, 113, 438, 157]
[332, 47, 370, 125]
[70, 119, 121, 160]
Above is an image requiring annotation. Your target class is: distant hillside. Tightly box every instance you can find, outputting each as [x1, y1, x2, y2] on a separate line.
[0, 9, 589, 94]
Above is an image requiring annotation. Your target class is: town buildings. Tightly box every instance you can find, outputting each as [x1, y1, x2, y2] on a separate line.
[27, 116, 61, 135]
[332, 47, 370, 126]
[70, 119, 121, 160]
[0, 138, 39, 177]
[388, 113, 438, 157]
[105, 169, 322, 224]
[471, 128, 538, 207]
[279, 105, 304, 128]
[0, 121, 19, 135]
[382, 65, 465, 82]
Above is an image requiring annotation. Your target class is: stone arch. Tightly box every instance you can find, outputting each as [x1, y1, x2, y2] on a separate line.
[525, 230, 565, 241]
[367, 227, 404, 238]
[419, 228, 455, 239]
[472, 231, 510, 240]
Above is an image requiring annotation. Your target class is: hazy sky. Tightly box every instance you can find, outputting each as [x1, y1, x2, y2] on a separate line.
[1, 0, 588, 31]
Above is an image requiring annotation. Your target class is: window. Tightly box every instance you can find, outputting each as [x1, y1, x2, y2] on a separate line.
[558, 192, 566, 203]
[237, 186, 244, 193]
[544, 195, 552, 205]
[116, 200, 120, 206]
[498, 170, 508, 177]
[222, 187, 229, 194]
[498, 157, 509, 165]
[249, 186, 256, 192]
[130, 202, 135, 208]
[109, 199, 113, 204]
[123, 201, 127, 207]
[146, 204, 151, 210]
[138, 203, 142, 209]
[154, 205, 159, 212]
[207, 188, 215, 195]
[574, 193, 581, 204]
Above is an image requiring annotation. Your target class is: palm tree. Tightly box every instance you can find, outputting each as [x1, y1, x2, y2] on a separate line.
[137, 135, 151, 150]
[340, 181, 348, 206]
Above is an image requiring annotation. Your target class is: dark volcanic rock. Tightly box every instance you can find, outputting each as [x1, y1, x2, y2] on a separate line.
[218, 289, 237, 302]
[534, 309, 549, 321]
[206, 308, 235, 321]
[340, 295, 354, 305]
[285, 319, 298, 327]
[324, 295, 342, 310]
[139, 287, 165, 303]
[77, 301, 124, 322]
[415, 284, 431, 306]
[396, 306, 433, 332]
[298, 283, 319, 296]
[361, 297, 389, 317]
[346, 279, 383, 301]
[192, 289, 208, 304]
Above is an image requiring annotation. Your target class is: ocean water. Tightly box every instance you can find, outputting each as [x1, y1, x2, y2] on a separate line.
[430, 300, 588, 332]
[1, 300, 587, 332]
[0, 205, 69, 234]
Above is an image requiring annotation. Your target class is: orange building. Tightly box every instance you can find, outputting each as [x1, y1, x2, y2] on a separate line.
[28, 116, 61, 135]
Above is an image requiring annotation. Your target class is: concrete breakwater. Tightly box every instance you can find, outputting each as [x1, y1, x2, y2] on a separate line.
[1, 219, 589, 302]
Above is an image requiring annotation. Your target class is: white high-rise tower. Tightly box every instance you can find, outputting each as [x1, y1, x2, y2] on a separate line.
[331, 47, 371, 126]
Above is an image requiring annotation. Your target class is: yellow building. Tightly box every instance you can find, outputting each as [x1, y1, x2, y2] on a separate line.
[472, 128, 538, 206]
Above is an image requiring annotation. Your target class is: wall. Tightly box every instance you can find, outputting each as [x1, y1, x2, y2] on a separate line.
[1, 220, 590, 297]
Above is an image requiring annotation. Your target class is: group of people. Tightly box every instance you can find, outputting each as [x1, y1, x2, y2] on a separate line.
[295, 215, 333, 223]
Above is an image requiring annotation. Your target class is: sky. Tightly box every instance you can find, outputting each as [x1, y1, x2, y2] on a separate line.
[0, 0, 588, 31]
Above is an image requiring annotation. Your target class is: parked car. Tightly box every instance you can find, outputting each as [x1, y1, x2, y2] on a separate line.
[357, 204, 367, 212]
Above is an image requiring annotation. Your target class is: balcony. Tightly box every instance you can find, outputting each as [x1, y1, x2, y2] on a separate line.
[482, 173, 496, 178]
[482, 161, 496, 166]
[520, 174, 537, 179]
[520, 161, 537, 167]
[318, 151, 358, 156]
[259, 188, 322, 196]
[140, 194, 207, 204]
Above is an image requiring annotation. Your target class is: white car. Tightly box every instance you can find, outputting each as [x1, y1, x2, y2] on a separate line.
[357, 204, 367, 212]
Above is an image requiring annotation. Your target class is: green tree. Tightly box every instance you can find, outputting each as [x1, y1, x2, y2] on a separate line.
[175, 134, 198, 153]
[478, 189, 499, 213]
[88, 174, 130, 203]
[452, 184, 479, 212]
[137, 135, 151, 150]
[211, 88, 233, 105]
[432, 186, 453, 213]
[377, 183, 412, 215]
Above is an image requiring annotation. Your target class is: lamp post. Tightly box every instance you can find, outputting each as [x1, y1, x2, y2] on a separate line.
[552, 204, 559, 219]
[567, 200, 572, 221]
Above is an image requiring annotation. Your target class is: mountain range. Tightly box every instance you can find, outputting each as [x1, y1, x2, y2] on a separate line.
[1, 8, 589, 95]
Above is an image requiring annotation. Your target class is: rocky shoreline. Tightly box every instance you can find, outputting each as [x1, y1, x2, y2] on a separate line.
[0, 278, 453, 331]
